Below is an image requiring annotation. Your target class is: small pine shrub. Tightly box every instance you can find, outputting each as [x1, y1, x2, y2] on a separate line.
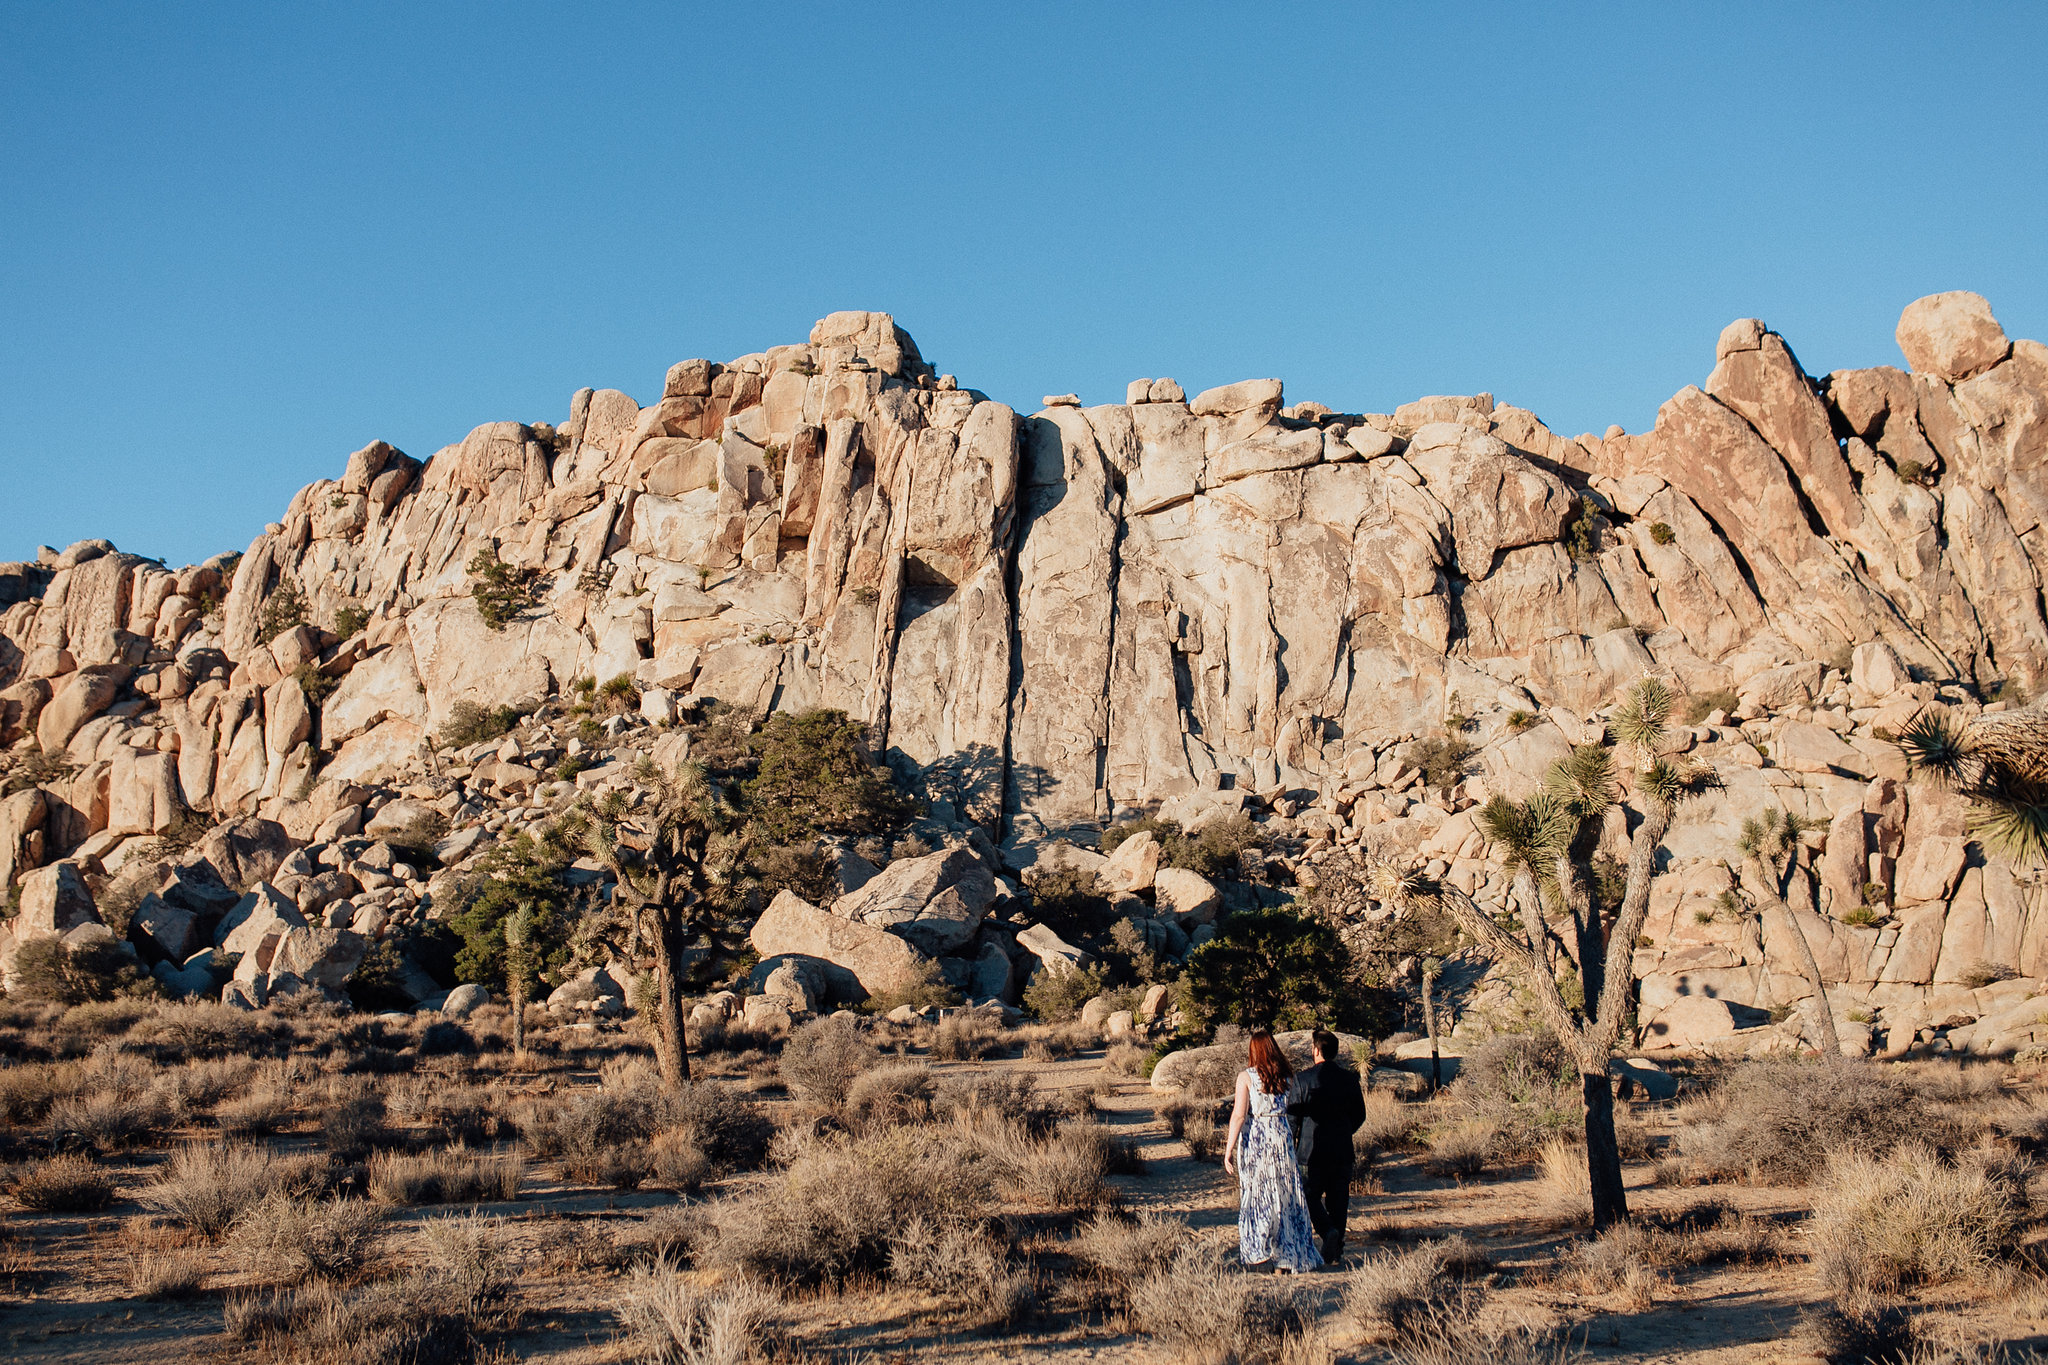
[1648, 521, 1676, 545]
[256, 579, 311, 645]
[466, 545, 545, 630]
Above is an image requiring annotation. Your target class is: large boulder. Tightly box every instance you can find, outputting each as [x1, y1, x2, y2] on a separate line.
[750, 890, 931, 1003]
[1016, 922, 1092, 974]
[188, 818, 294, 894]
[1640, 995, 1769, 1050]
[1151, 867, 1221, 926]
[130, 893, 199, 962]
[1897, 291, 2010, 383]
[216, 882, 308, 967]
[1150, 1029, 1368, 1093]
[1099, 831, 1161, 893]
[15, 861, 101, 939]
[829, 846, 997, 955]
[264, 925, 367, 990]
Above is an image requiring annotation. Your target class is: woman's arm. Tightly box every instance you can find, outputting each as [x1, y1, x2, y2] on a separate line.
[1223, 1071, 1250, 1175]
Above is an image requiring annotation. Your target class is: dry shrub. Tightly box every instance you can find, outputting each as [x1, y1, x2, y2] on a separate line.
[0, 1061, 74, 1123]
[1184, 1109, 1225, 1163]
[368, 1145, 523, 1206]
[1537, 1139, 1591, 1224]
[1808, 1143, 2029, 1295]
[969, 1118, 1133, 1210]
[843, 1062, 936, 1132]
[48, 1084, 172, 1151]
[417, 1212, 510, 1317]
[932, 1013, 1005, 1062]
[156, 1056, 257, 1112]
[142, 1141, 326, 1237]
[890, 1216, 1033, 1326]
[938, 1070, 1064, 1136]
[1423, 1121, 1493, 1180]
[129, 1245, 207, 1299]
[1382, 1304, 1578, 1365]
[225, 1261, 502, 1364]
[1681, 1059, 1916, 1183]
[1357, 1090, 1418, 1154]
[651, 1130, 712, 1192]
[1126, 1239, 1320, 1365]
[387, 1078, 501, 1146]
[1070, 1210, 1189, 1305]
[1444, 1033, 1579, 1157]
[1347, 1241, 1464, 1335]
[218, 1087, 293, 1137]
[320, 1078, 392, 1159]
[1556, 1222, 1685, 1307]
[566, 1143, 654, 1191]
[229, 1192, 387, 1283]
[618, 1258, 779, 1365]
[525, 1065, 769, 1173]
[129, 999, 273, 1061]
[704, 1126, 994, 1287]
[1106, 1042, 1152, 1076]
[1161, 1092, 1223, 1139]
[778, 1015, 877, 1108]
[12, 1153, 116, 1211]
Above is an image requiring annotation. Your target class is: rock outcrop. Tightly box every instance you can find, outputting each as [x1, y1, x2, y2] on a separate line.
[3, 296, 2048, 1050]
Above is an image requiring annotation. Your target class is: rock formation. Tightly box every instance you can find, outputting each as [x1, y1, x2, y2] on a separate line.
[4, 294, 2048, 1058]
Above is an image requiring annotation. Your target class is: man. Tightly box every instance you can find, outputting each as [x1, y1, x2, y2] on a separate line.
[1285, 1028, 1367, 1266]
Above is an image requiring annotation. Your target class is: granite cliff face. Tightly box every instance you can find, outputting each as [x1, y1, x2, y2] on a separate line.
[7, 294, 2043, 839]
[4, 294, 2048, 1053]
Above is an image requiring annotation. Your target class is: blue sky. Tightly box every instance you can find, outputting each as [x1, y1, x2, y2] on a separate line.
[3, 3, 2044, 567]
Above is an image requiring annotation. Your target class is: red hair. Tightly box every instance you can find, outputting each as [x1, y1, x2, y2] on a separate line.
[1247, 1028, 1292, 1095]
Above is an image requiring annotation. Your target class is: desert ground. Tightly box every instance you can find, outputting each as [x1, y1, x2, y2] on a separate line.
[3, 996, 2046, 1365]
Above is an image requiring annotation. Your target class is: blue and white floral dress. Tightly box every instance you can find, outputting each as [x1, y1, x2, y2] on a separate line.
[1235, 1069, 1323, 1271]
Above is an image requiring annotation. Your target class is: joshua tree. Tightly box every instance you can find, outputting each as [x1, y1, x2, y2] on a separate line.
[569, 758, 744, 1091]
[1738, 808, 1839, 1058]
[1895, 699, 2048, 866]
[505, 903, 535, 1060]
[1375, 677, 1713, 1229]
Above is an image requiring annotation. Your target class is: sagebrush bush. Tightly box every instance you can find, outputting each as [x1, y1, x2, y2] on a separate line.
[1357, 1090, 1418, 1154]
[1347, 1241, 1464, 1334]
[1069, 1210, 1188, 1305]
[778, 1015, 878, 1107]
[937, 1071, 1065, 1137]
[1445, 1033, 1580, 1157]
[367, 1145, 523, 1206]
[229, 1192, 387, 1283]
[13, 1153, 117, 1212]
[932, 1012, 1005, 1061]
[1808, 1143, 2028, 1294]
[890, 1216, 1033, 1326]
[1423, 1121, 1493, 1181]
[1681, 1059, 1918, 1183]
[618, 1257, 779, 1365]
[1537, 1139, 1591, 1225]
[704, 1127, 995, 1287]
[143, 1142, 326, 1237]
[1126, 1240, 1318, 1365]
[843, 1063, 935, 1133]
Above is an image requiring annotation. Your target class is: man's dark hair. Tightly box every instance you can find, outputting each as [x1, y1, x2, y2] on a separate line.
[1311, 1028, 1340, 1061]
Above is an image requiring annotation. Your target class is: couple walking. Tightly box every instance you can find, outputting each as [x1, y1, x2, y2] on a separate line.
[1222, 1027, 1365, 1273]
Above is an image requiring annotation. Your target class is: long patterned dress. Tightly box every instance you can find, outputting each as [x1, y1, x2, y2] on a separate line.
[1235, 1069, 1323, 1271]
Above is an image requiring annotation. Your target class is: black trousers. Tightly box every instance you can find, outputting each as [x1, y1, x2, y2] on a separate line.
[1301, 1158, 1352, 1262]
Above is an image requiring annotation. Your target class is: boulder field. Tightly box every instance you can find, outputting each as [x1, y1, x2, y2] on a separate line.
[4, 295, 2048, 1057]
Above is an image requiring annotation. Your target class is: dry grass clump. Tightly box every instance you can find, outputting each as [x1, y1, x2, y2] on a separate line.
[1680, 1059, 1917, 1183]
[142, 1141, 327, 1237]
[47, 1062, 175, 1150]
[1106, 1041, 1153, 1075]
[843, 1062, 936, 1132]
[229, 1192, 387, 1283]
[1126, 1239, 1320, 1365]
[980, 1119, 1138, 1210]
[932, 1012, 1007, 1061]
[703, 1126, 995, 1287]
[0, 1060, 75, 1123]
[1423, 1121, 1494, 1181]
[367, 1145, 523, 1206]
[778, 1015, 878, 1107]
[1069, 1210, 1189, 1306]
[1380, 1304, 1578, 1365]
[1808, 1143, 2029, 1295]
[1442, 1034, 1580, 1158]
[1346, 1240, 1476, 1336]
[1358, 1090, 1419, 1154]
[618, 1258, 780, 1365]
[1555, 1222, 1688, 1307]
[525, 1062, 771, 1178]
[11, 1153, 117, 1212]
[128, 1244, 208, 1299]
[890, 1215, 1035, 1326]
[938, 1070, 1066, 1135]
[319, 1078, 393, 1159]
[1536, 1139, 1591, 1224]
[1160, 1092, 1228, 1161]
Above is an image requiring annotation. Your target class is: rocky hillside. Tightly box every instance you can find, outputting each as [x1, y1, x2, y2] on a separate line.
[1, 293, 2045, 1059]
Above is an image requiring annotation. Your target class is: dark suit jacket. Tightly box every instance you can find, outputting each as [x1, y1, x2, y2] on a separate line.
[1287, 1059, 1366, 1169]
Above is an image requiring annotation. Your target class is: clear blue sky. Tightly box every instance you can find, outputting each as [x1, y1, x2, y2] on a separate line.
[4, 3, 2044, 568]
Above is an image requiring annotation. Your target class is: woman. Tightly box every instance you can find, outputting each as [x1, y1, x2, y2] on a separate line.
[1223, 1028, 1323, 1273]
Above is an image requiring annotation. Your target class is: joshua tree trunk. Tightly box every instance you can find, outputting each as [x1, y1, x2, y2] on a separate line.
[1421, 963, 1442, 1091]
[649, 901, 692, 1091]
[1748, 856, 1840, 1059]
[1581, 1064, 1628, 1228]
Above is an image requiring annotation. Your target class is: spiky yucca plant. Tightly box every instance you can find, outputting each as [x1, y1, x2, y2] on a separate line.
[1894, 703, 2048, 866]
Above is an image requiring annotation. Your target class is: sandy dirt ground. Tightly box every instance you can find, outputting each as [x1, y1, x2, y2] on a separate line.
[5, 1043, 2047, 1364]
